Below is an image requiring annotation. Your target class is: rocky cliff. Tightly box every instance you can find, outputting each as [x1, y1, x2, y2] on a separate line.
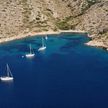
[0, 0, 108, 46]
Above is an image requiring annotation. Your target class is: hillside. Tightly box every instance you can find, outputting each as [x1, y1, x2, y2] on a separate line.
[0, 0, 108, 47]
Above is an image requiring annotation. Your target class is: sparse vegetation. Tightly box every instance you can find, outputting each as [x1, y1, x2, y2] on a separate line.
[0, 0, 107, 45]
[56, 21, 70, 30]
[55, 16, 70, 30]
[81, 0, 100, 12]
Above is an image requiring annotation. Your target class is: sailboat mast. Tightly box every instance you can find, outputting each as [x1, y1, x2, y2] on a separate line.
[7, 64, 9, 77]
[7, 64, 13, 77]
[42, 37, 44, 47]
[30, 44, 32, 54]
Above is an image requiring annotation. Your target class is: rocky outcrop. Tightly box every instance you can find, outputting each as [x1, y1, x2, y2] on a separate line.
[76, 0, 108, 35]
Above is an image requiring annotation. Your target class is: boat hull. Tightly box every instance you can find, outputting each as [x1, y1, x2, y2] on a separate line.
[38, 47, 46, 51]
[0, 77, 13, 81]
[25, 54, 35, 58]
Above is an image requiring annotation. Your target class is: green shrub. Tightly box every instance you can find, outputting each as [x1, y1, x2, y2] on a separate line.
[56, 21, 71, 30]
[56, 16, 73, 30]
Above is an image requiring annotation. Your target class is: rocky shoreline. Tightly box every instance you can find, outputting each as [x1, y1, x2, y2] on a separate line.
[85, 40, 108, 49]
[0, 30, 86, 44]
[85, 34, 108, 50]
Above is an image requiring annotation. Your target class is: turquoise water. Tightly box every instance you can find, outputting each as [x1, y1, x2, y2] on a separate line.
[0, 33, 108, 108]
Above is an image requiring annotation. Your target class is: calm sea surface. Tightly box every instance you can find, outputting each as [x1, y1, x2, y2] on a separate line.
[0, 33, 108, 108]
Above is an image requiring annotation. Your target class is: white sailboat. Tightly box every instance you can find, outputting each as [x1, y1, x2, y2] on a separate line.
[38, 37, 46, 51]
[0, 64, 13, 81]
[26, 44, 35, 58]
